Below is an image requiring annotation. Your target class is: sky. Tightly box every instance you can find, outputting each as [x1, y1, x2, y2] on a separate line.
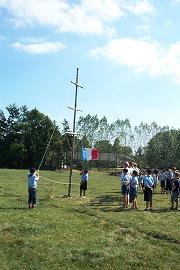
[0, 0, 180, 130]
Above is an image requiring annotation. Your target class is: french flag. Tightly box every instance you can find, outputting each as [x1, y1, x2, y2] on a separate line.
[82, 145, 99, 161]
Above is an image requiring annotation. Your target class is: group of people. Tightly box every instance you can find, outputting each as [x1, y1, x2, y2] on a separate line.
[27, 162, 180, 211]
[27, 167, 89, 208]
[121, 161, 180, 211]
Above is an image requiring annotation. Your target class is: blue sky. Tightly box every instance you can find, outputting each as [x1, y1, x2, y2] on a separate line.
[0, 0, 180, 130]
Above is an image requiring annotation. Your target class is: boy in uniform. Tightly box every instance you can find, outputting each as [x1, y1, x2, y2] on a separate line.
[27, 168, 39, 209]
[170, 172, 180, 210]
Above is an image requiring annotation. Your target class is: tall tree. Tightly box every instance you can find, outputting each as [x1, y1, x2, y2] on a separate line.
[0, 105, 62, 169]
[76, 114, 99, 146]
[145, 130, 180, 168]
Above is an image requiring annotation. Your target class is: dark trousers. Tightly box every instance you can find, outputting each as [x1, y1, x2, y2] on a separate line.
[166, 179, 172, 192]
[28, 187, 37, 205]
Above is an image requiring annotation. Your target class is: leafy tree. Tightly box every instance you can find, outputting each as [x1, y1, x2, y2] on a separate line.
[145, 130, 180, 168]
[113, 118, 132, 146]
[96, 116, 109, 142]
[132, 121, 169, 152]
[0, 104, 62, 169]
[76, 114, 99, 146]
[112, 138, 121, 153]
[23, 108, 60, 168]
[95, 140, 112, 153]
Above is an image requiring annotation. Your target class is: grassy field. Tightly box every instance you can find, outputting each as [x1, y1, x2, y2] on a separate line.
[0, 169, 180, 270]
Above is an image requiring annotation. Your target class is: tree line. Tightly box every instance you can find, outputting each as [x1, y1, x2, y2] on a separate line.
[0, 104, 179, 169]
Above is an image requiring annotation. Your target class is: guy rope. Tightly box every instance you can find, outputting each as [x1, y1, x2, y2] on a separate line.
[38, 125, 57, 171]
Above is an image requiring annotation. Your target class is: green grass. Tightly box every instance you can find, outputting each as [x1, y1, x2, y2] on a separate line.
[0, 169, 180, 270]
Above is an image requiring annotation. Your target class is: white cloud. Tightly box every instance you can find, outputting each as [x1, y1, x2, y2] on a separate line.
[90, 38, 180, 83]
[12, 40, 66, 54]
[0, 0, 154, 35]
[121, 0, 154, 15]
[80, 0, 124, 22]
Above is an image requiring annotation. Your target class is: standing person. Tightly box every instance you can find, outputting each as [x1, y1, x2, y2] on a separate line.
[123, 161, 130, 172]
[138, 170, 145, 189]
[129, 170, 139, 209]
[166, 168, 173, 194]
[27, 168, 39, 209]
[172, 167, 177, 179]
[128, 162, 134, 175]
[159, 169, 167, 194]
[133, 162, 140, 175]
[142, 169, 154, 211]
[121, 168, 131, 208]
[152, 169, 159, 190]
[170, 172, 180, 210]
[80, 170, 88, 198]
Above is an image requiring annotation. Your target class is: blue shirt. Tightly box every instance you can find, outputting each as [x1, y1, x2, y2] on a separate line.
[130, 176, 138, 188]
[28, 173, 39, 188]
[159, 172, 167, 181]
[81, 173, 88, 182]
[121, 173, 131, 185]
[143, 175, 154, 187]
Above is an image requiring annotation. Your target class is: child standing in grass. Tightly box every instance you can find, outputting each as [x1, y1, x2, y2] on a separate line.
[159, 169, 167, 194]
[142, 169, 154, 211]
[152, 169, 159, 190]
[170, 172, 180, 210]
[121, 168, 131, 208]
[129, 170, 139, 209]
[80, 170, 88, 198]
[27, 168, 39, 209]
[166, 168, 173, 194]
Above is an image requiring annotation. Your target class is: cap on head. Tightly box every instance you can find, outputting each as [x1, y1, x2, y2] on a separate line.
[30, 168, 36, 174]
[133, 170, 138, 176]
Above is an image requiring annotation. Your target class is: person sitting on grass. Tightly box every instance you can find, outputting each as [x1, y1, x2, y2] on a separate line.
[142, 169, 154, 211]
[170, 172, 180, 210]
[80, 169, 88, 198]
[121, 168, 131, 208]
[129, 170, 139, 209]
[27, 168, 39, 209]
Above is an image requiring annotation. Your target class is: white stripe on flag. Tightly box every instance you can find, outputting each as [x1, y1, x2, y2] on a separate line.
[86, 148, 92, 161]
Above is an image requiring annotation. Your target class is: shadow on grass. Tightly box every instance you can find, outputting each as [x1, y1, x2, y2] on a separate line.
[87, 193, 125, 213]
[0, 206, 27, 210]
[152, 207, 178, 213]
[88, 192, 173, 213]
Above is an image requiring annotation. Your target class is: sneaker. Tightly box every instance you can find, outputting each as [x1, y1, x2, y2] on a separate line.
[149, 208, 153, 211]
[83, 196, 86, 198]
[144, 208, 149, 211]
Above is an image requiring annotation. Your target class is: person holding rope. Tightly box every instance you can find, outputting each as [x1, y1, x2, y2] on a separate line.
[27, 168, 39, 209]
